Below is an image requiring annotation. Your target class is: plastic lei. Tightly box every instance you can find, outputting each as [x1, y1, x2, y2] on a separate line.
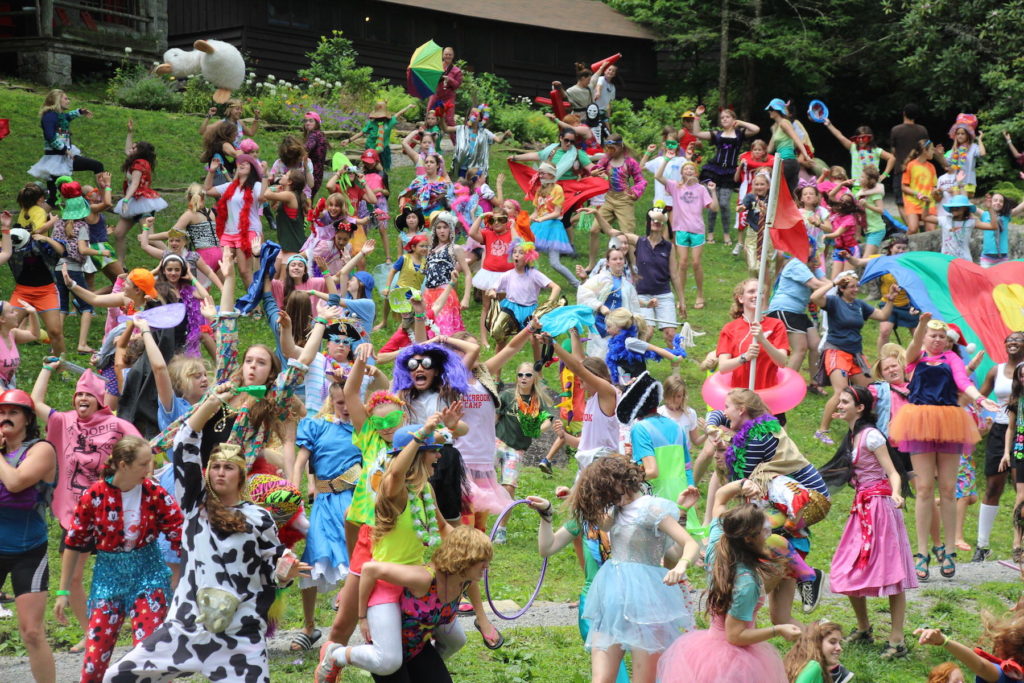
[724, 414, 781, 480]
[1014, 397, 1024, 461]
[410, 487, 441, 548]
[516, 392, 545, 438]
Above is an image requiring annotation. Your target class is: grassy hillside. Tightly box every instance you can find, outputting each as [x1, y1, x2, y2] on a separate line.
[0, 80, 1019, 681]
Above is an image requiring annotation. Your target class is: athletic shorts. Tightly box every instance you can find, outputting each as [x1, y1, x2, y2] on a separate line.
[638, 293, 678, 330]
[866, 230, 885, 246]
[10, 283, 59, 313]
[674, 230, 705, 248]
[496, 445, 521, 487]
[832, 244, 860, 262]
[766, 309, 813, 334]
[823, 348, 864, 378]
[885, 304, 919, 330]
[0, 542, 48, 596]
[985, 422, 1010, 477]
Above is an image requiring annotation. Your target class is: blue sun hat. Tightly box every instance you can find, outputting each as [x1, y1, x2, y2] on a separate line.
[765, 98, 789, 114]
[389, 424, 441, 454]
[942, 195, 976, 213]
[807, 99, 829, 124]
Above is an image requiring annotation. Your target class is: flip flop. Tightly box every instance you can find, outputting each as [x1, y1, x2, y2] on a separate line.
[474, 619, 505, 650]
[290, 628, 322, 651]
[694, 300, 706, 310]
[69, 639, 87, 654]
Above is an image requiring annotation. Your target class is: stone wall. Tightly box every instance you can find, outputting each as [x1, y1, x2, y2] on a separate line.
[907, 222, 1024, 261]
[17, 50, 72, 87]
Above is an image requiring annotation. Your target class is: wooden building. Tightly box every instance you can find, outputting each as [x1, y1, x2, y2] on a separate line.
[168, 0, 659, 100]
[0, 0, 168, 85]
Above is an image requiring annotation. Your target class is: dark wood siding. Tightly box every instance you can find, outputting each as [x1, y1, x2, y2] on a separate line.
[168, 0, 658, 100]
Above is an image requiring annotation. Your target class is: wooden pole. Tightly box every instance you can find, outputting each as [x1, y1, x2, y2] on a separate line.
[747, 154, 783, 390]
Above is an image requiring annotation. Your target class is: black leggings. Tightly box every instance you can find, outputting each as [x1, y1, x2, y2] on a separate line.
[46, 155, 105, 204]
[372, 643, 452, 683]
[781, 158, 800, 197]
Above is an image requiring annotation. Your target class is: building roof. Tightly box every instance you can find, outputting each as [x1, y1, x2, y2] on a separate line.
[376, 0, 656, 40]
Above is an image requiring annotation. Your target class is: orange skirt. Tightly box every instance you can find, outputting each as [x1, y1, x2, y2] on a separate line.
[889, 404, 980, 454]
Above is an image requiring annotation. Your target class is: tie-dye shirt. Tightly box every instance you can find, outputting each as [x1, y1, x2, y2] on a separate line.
[596, 157, 647, 197]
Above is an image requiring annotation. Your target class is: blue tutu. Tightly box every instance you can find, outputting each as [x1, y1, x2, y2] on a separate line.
[582, 495, 695, 653]
[532, 218, 574, 254]
[500, 300, 537, 327]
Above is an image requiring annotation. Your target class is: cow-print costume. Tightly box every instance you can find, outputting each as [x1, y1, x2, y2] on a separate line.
[64, 477, 183, 683]
[104, 425, 286, 682]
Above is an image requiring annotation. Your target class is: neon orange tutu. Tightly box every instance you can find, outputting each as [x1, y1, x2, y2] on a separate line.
[889, 404, 980, 453]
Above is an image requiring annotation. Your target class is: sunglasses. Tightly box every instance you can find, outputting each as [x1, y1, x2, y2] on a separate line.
[492, 216, 509, 224]
[367, 409, 403, 431]
[517, 372, 533, 378]
[563, 138, 577, 144]
[975, 648, 1024, 679]
[406, 356, 434, 371]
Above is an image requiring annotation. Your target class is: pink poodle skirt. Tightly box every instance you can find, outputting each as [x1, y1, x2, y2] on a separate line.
[657, 615, 786, 683]
[828, 494, 918, 597]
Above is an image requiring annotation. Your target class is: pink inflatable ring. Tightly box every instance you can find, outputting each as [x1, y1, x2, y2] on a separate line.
[701, 367, 808, 414]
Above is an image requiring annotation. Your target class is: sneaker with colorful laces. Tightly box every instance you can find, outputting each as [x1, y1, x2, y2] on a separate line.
[813, 430, 835, 446]
[314, 641, 343, 683]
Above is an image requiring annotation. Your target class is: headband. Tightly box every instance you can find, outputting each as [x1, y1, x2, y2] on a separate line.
[286, 254, 308, 266]
[161, 253, 186, 270]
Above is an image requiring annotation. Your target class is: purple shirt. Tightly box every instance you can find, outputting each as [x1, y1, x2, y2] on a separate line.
[496, 268, 552, 306]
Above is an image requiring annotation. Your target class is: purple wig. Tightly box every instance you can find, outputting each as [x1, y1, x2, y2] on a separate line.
[391, 343, 471, 396]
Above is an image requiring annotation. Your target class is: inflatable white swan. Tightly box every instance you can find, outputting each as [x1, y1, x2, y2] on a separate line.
[155, 39, 245, 103]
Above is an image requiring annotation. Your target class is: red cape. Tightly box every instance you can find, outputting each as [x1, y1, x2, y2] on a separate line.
[507, 160, 610, 214]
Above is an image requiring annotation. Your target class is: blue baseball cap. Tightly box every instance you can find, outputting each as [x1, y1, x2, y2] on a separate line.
[765, 98, 788, 114]
[389, 424, 441, 454]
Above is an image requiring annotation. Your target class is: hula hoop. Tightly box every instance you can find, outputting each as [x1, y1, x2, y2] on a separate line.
[484, 499, 549, 620]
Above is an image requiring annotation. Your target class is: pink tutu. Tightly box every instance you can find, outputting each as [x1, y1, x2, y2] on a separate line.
[423, 286, 464, 335]
[466, 467, 513, 516]
[657, 616, 786, 683]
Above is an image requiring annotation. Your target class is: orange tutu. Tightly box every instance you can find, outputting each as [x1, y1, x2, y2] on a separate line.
[889, 404, 980, 452]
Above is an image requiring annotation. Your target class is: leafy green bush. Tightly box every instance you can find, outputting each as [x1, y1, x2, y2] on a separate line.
[106, 54, 182, 111]
[610, 95, 697, 151]
[180, 75, 215, 114]
[459, 68, 511, 110]
[494, 104, 557, 146]
[299, 30, 379, 96]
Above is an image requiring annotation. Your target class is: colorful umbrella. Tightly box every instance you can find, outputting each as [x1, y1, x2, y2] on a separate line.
[406, 40, 443, 99]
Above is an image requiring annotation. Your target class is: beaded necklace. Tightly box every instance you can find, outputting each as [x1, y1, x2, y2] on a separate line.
[409, 487, 441, 548]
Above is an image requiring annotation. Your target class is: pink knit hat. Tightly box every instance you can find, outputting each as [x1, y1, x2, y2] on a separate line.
[75, 371, 106, 402]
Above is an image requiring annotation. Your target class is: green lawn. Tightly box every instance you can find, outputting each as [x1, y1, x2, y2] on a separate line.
[0, 81, 1019, 681]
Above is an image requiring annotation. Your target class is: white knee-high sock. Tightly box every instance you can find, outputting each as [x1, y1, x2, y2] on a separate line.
[977, 503, 1000, 549]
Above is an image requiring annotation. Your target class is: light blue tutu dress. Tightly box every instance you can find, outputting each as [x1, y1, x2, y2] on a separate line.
[583, 495, 695, 653]
[532, 218, 574, 254]
[296, 416, 362, 592]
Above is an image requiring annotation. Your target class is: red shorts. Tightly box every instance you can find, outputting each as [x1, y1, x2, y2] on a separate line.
[11, 283, 59, 312]
[823, 348, 863, 378]
[349, 524, 404, 606]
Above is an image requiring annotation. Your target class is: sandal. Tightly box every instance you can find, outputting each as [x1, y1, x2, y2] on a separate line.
[694, 299, 706, 310]
[813, 430, 835, 446]
[941, 551, 957, 579]
[914, 553, 930, 582]
[1014, 547, 1024, 565]
[290, 628, 322, 651]
[474, 619, 505, 650]
[807, 384, 827, 396]
[932, 545, 946, 564]
[880, 642, 909, 660]
[844, 625, 873, 644]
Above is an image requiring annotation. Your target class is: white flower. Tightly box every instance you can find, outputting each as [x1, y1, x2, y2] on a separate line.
[268, 74, 276, 81]
[334, 81, 342, 88]
[248, 71, 255, 78]
[124, 47, 132, 54]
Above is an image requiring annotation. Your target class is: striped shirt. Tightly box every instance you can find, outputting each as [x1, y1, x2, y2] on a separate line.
[739, 432, 829, 496]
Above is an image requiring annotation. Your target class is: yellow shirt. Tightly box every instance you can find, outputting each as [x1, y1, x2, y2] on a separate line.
[17, 206, 47, 232]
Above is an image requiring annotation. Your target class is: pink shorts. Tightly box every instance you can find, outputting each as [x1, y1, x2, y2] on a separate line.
[198, 246, 221, 271]
[349, 524, 404, 607]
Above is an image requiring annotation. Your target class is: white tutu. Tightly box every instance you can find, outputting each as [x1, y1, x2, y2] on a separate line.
[115, 196, 168, 218]
[472, 268, 506, 291]
[27, 145, 80, 180]
[299, 558, 349, 593]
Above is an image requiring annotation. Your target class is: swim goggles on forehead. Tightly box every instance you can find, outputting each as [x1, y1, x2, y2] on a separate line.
[406, 356, 434, 370]
[367, 409, 403, 431]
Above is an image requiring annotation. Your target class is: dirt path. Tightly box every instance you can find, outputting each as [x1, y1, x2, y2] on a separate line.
[2, 560, 1019, 681]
